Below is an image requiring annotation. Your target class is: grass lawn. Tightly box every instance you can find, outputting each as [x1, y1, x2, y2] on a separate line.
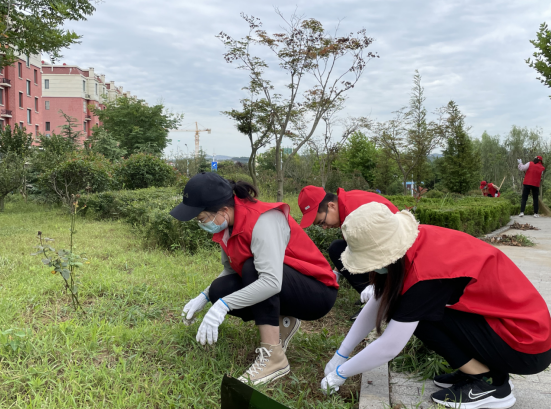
[0, 198, 363, 408]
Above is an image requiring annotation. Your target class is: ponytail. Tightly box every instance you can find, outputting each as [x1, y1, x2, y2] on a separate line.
[534, 158, 540, 164]
[228, 180, 258, 202]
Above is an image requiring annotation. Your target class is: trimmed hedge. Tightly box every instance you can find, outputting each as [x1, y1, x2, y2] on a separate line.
[81, 188, 517, 253]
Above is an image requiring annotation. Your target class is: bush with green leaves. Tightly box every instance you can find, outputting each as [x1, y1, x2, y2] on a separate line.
[0, 152, 25, 212]
[116, 153, 177, 190]
[38, 151, 114, 206]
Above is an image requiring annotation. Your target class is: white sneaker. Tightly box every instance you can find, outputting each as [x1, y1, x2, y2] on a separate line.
[519, 212, 524, 217]
[534, 213, 540, 218]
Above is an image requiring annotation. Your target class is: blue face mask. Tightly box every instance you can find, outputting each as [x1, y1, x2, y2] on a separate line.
[198, 214, 228, 234]
[374, 267, 388, 275]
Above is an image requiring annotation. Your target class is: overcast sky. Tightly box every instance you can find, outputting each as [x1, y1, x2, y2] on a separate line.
[60, 0, 551, 157]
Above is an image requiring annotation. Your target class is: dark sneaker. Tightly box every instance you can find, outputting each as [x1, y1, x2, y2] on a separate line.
[431, 374, 516, 408]
[435, 371, 514, 391]
[434, 370, 469, 388]
[350, 309, 362, 321]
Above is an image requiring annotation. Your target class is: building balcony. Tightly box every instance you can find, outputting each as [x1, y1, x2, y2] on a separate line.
[85, 93, 91, 99]
[0, 78, 11, 87]
[85, 115, 91, 121]
[0, 109, 13, 117]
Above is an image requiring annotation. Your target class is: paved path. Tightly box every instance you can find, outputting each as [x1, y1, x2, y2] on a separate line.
[359, 215, 551, 409]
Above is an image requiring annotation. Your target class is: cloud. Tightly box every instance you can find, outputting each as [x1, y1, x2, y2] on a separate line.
[60, 0, 551, 157]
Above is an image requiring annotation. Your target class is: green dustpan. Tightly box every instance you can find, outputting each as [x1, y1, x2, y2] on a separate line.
[221, 374, 291, 409]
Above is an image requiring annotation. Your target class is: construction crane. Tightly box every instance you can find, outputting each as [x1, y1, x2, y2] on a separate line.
[172, 122, 211, 157]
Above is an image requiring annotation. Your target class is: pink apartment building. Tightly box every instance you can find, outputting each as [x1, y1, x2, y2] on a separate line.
[0, 54, 44, 135]
[1, 54, 135, 143]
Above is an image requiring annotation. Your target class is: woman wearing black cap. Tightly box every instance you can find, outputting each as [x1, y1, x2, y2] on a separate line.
[170, 172, 339, 385]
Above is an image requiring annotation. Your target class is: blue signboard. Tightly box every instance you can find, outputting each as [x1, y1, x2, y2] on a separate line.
[211, 161, 218, 171]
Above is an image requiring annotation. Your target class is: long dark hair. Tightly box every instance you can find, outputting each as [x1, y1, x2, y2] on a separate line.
[371, 257, 406, 334]
[205, 180, 258, 212]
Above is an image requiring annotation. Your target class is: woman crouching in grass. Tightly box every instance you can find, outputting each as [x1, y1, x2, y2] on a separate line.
[170, 172, 338, 385]
[321, 202, 551, 409]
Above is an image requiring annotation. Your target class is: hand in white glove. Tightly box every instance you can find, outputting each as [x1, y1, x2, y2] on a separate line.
[360, 285, 375, 304]
[321, 366, 347, 395]
[196, 299, 229, 345]
[517, 158, 522, 164]
[324, 350, 349, 376]
[182, 292, 209, 322]
[333, 269, 342, 284]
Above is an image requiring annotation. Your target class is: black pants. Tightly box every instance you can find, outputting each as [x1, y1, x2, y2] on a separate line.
[415, 309, 551, 379]
[328, 239, 371, 294]
[209, 258, 338, 327]
[520, 184, 540, 214]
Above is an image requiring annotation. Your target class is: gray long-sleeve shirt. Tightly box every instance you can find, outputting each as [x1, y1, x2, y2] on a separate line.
[203, 209, 291, 310]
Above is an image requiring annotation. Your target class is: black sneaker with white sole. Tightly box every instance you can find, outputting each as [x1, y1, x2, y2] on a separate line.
[434, 371, 514, 391]
[431, 374, 515, 409]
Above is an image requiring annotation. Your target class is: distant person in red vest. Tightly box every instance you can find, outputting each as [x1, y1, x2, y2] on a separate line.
[479, 181, 500, 197]
[320, 203, 551, 409]
[298, 185, 399, 320]
[518, 156, 545, 217]
[170, 173, 338, 386]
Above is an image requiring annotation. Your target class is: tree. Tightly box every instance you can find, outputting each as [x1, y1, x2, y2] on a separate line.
[91, 96, 183, 157]
[440, 101, 480, 194]
[218, 11, 378, 201]
[371, 71, 444, 194]
[222, 86, 274, 187]
[58, 110, 84, 149]
[0, 152, 24, 211]
[334, 131, 377, 187]
[372, 147, 401, 193]
[0, 124, 33, 157]
[475, 131, 508, 185]
[0, 0, 96, 68]
[526, 22, 551, 98]
[88, 127, 126, 161]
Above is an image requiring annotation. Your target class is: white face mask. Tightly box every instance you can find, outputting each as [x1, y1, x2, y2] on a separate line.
[197, 212, 228, 234]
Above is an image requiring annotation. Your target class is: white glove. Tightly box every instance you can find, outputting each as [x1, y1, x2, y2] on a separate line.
[182, 292, 209, 321]
[333, 269, 342, 284]
[321, 367, 347, 395]
[324, 350, 349, 376]
[196, 299, 229, 345]
[360, 285, 375, 304]
[517, 159, 523, 164]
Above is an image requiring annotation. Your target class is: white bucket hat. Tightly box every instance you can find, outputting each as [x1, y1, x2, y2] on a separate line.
[340, 202, 419, 274]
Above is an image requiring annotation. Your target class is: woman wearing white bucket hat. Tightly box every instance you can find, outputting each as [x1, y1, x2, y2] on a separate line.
[320, 202, 551, 409]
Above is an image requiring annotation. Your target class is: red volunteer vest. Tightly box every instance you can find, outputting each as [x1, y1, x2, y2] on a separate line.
[402, 225, 551, 354]
[337, 188, 399, 226]
[523, 162, 545, 187]
[212, 198, 338, 289]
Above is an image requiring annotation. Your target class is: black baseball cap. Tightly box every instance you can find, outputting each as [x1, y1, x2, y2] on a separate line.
[170, 172, 234, 221]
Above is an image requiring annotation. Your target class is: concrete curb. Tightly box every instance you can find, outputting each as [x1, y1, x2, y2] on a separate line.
[483, 217, 514, 238]
[358, 364, 390, 409]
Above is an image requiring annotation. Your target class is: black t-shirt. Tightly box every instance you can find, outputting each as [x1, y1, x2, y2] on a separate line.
[392, 277, 472, 322]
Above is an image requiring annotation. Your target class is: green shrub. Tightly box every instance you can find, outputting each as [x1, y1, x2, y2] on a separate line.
[220, 172, 254, 185]
[424, 189, 445, 199]
[116, 153, 177, 190]
[38, 151, 114, 206]
[81, 187, 215, 253]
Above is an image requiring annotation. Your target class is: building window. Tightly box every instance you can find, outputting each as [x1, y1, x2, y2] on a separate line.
[83, 80, 86, 92]
[34, 69, 38, 84]
[27, 109, 31, 124]
[19, 121, 24, 128]
[35, 97, 38, 112]
[83, 100, 86, 112]
[95, 83, 98, 95]
[45, 101, 50, 110]
[18, 62, 22, 78]
[45, 122, 51, 131]
[26, 80, 31, 95]
[26, 55, 30, 67]
[0, 89, 3, 105]
[19, 92, 23, 108]
[35, 125, 39, 135]
[83, 121, 87, 132]
[44, 79, 49, 89]
[0, 66, 3, 75]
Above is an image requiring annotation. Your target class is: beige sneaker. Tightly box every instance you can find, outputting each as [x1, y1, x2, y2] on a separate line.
[237, 342, 290, 385]
[279, 316, 301, 352]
